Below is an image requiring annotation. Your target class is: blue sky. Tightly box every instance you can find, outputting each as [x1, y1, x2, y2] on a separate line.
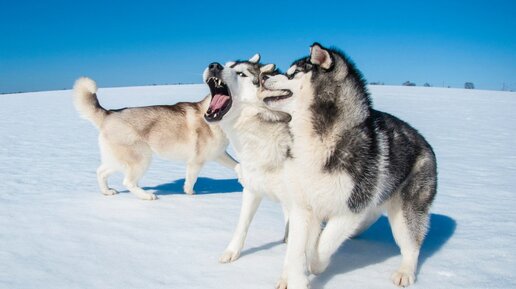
[1, 0, 515, 93]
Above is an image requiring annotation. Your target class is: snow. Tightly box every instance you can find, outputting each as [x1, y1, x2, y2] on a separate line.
[1, 84, 515, 288]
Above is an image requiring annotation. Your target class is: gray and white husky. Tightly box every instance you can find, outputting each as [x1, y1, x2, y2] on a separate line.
[260, 43, 437, 288]
[202, 55, 293, 263]
[73, 77, 237, 200]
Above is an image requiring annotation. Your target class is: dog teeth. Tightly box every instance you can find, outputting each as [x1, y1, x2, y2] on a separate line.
[208, 77, 224, 88]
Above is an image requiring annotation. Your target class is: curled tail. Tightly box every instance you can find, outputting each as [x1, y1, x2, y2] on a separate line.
[73, 77, 107, 128]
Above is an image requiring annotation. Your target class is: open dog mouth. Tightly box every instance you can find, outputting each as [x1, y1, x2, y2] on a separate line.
[262, 89, 292, 106]
[205, 77, 232, 122]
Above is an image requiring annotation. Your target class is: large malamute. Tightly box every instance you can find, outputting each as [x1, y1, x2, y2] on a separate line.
[73, 77, 237, 200]
[260, 43, 437, 288]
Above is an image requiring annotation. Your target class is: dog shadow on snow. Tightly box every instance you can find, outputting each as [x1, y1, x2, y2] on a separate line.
[239, 214, 455, 288]
[143, 177, 243, 195]
[310, 213, 456, 288]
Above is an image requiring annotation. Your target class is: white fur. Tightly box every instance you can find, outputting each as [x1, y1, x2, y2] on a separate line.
[73, 77, 103, 128]
[225, 61, 236, 67]
[203, 61, 292, 263]
[260, 63, 276, 73]
[263, 66, 420, 288]
[73, 77, 237, 200]
[248, 53, 260, 63]
[286, 65, 297, 76]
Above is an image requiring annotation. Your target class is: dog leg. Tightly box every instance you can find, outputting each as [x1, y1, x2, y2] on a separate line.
[123, 165, 156, 200]
[309, 214, 363, 275]
[350, 208, 382, 238]
[184, 161, 203, 195]
[388, 158, 436, 287]
[281, 204, 290, 243]
[96, 164, 118, 196]
[388, 205, 420, 287]
[277, 206, 310, 289]
[220, 188, 263, 263]
[305, 217, 322, 273]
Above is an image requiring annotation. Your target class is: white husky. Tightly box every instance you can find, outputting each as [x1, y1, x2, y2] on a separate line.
[73, 77, 237, 200]
[202, 55, 293, 263]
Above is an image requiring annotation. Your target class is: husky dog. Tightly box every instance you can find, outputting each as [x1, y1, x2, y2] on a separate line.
[202, 54, 293, 263]
[260, 43, 437, 288]
[73, 77, 237, 200]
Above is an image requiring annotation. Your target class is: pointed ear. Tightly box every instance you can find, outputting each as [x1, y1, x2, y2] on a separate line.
[310, 43, 332, 69]
[249, 53, 260, 64]
[260, 64, 276, 73]
[286, 65, 297, 76]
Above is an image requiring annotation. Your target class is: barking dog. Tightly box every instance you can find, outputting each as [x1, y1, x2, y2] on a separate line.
[202, 55, 293, 263]
[73, 77, 237, 200]
[261, 43, 437, 288]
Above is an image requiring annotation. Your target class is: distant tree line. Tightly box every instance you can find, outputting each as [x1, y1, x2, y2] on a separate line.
[369, 81, 480, 90]
[464, 82, 475, 89]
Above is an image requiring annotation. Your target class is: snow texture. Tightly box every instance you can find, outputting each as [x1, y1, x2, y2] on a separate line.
[1, 84, 515, 288]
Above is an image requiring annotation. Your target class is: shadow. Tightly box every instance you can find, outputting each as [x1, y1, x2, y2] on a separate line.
[240, 240, 285, 258]
[142, 177, 243, 195]
[312, 213, 456, 289]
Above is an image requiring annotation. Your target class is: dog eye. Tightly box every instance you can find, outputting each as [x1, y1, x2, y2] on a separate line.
[236, 72, 248, 77]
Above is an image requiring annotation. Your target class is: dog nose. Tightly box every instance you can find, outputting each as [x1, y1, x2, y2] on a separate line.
[208, 62, 223, 72]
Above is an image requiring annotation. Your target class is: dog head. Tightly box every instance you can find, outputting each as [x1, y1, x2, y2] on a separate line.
[261, 42, 370, 117]
[203, 54, 270, 123]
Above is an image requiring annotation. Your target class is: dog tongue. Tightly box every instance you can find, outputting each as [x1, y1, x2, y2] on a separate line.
[209, 94, 230, 111]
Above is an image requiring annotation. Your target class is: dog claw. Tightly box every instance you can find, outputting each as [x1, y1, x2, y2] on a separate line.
[391, 270, 415, 287]
[219, 250, 240, 263]
[140, 193, 157, 201]
[102, 188, 118, 196]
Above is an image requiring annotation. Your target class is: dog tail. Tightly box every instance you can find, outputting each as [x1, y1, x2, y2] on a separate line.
[73, 77, 107, 128]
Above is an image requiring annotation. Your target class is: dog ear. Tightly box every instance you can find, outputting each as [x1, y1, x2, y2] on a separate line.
[310, 43, 332, 69]
[249, 53, 260, 64]
[286, 65, 297, 76]
[260, 64, 276, 73]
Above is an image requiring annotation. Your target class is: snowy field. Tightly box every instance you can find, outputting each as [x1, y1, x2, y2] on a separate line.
[1, 84, 515, 289]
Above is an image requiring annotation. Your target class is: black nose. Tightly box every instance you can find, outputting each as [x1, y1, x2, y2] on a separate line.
[208, 62, 223, 72]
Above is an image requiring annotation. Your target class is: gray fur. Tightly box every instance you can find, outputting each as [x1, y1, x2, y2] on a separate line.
[287, 46, 437, 217]
[261, 43, 437, 286]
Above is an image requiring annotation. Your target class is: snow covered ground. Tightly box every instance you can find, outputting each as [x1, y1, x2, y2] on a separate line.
[1, 84, 515, 289]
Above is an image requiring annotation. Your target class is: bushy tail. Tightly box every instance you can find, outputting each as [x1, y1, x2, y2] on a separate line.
[73, 77, 107, 128]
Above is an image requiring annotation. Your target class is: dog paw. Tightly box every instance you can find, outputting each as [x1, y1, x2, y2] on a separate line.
[391, 270, 415, 287]
[140, 193, 157, 201]
[102, 189, 118, 196]
[309, 258, 329, 275]
[219, 250, 240, 263]
[276, 277, 309, 289]
[184, 188, 196, 195]
[275, 278, 288, 289]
